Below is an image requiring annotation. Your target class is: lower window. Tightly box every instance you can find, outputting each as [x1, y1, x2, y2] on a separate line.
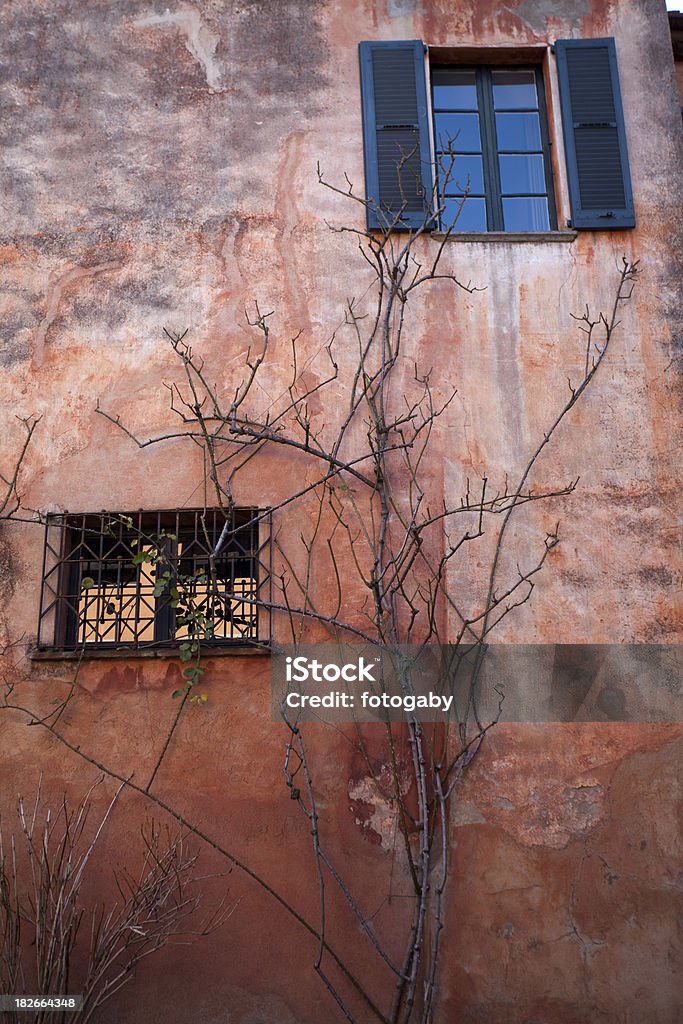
[38, 508, 271, 651]
[431, 65, 556, 232]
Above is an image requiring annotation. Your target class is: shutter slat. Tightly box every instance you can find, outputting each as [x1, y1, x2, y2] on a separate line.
[575, 126, 626, 207]
[564, 47, 616, 122]
[555, 37, 635, 229]
[372, 50, 419, 123]
[377, 130, 423, 211]
[359, 41, 433, 230]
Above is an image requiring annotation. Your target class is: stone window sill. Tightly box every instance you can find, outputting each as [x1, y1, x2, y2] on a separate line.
[29, 644, 270, 662]
[430, 230, 577, 243]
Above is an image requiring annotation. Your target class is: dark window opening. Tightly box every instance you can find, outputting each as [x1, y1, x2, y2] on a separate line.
[37, 508, 271, 651]
[432, 65, 556, 232]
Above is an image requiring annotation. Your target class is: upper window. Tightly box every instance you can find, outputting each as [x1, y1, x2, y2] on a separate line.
[432, 66, 556, 232]
[358, 38, 635, 234]
[37, 508, 271, 651]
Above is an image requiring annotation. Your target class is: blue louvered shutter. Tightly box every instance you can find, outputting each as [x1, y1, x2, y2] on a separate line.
[555, 38, 635, 230]
[358, 41, 434, 231]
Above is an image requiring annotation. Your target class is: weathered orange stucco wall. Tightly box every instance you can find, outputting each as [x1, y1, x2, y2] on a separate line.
[0, 1, 682, 1022]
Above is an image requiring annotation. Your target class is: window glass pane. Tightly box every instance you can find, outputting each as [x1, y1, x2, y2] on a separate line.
[492, 70, 537, 110]
[434, 112, 481, 153]
[502, 197, 549, 231]
[432, 69, 478, 110]
[438, 154, 484, 194]
[441, 197, 487, 232]
[495, 112, 541, 151]
[499, 154, 546, 195]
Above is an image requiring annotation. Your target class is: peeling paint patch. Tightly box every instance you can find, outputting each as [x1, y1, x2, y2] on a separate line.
[135, 5, 223, 92]
[388, 0, 420, 17]
[493, 796, 515, 810]
[453, 800, 486, 826]
[505, 0, 590, 33]
[348, 765, 410, 849]
[561, 783, 605, 833]
[33, 261, 122, 366]
[505, 782, 606, 848]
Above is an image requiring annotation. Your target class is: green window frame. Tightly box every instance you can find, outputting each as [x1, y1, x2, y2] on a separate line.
[431, 65, 557, 232]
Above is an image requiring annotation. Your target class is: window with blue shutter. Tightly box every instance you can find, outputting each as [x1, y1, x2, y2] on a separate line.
[358, 41, 434, 231]
[358, 38, 635, 235]
[555, 38, 635, 230]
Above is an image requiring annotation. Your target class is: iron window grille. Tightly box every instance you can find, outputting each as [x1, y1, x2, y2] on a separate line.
[432, 65, 557, 232]
[37, 508, 272, 651]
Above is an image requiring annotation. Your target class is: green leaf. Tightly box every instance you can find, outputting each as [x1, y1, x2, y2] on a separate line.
[49, 698, 62, 705]
[171, 689, 184, 699]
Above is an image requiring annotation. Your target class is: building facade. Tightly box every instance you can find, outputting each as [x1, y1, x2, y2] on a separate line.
[0, 1, 682, 1022]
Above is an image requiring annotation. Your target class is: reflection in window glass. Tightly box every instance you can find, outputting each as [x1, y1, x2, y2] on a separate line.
[432, 69, 478, 110]
[434, 112, 482, 153]
[499, 154, 546, 195]
[495, 112, 541, 151]
[442, 197, 487, 232]
[502, 197, 550, 231]
[438, 154, 484, 195]
[431, 65, 554, 232]
[492, 69, 537, 109]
